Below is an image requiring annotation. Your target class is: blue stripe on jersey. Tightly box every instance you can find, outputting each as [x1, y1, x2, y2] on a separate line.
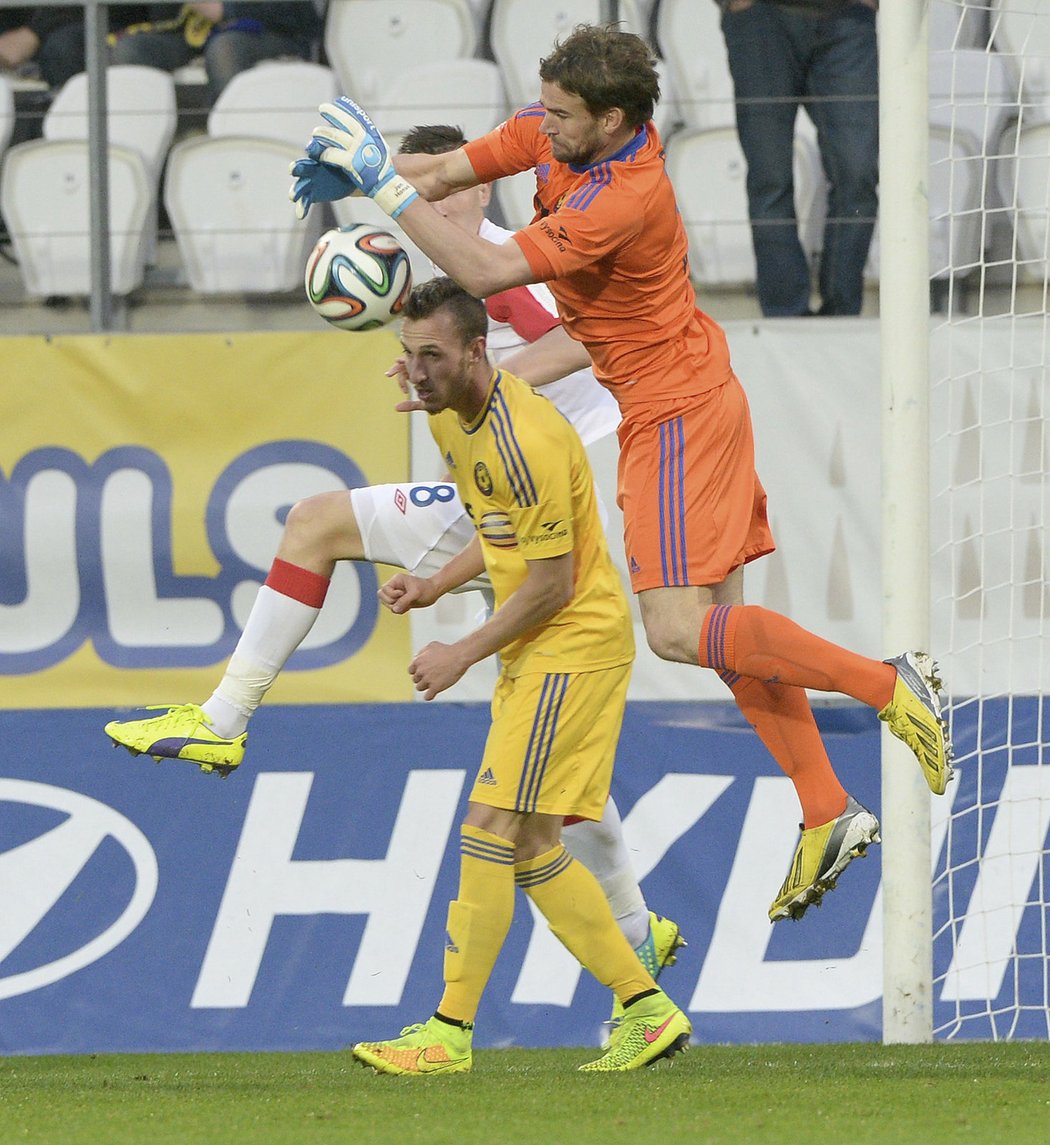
[489, 386, 538, 507]
[566, 163, 612, 212]
[516, 673, 570, 812]
[514, 847, 574, 889]
[515, 102, 545, 119]
[461, 833, 516, 865]
[658, 417, 688, 586]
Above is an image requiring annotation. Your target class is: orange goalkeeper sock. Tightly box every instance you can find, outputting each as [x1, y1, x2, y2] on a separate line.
[726, 674, 848, 829]
[699, 603, 896, 711]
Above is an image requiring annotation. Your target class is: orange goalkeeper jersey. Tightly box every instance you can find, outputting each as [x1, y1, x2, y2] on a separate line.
[464, 108, 735, 412]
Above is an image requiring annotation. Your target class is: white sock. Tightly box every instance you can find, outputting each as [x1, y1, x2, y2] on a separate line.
[561, 796, 651, 949]
[201, 581, 324, 739]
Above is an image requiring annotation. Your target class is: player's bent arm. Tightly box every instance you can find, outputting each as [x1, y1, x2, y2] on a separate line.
[408, 551, 575, 700]
[396, 197, 537, 298]
[393, 147, 479, 202]
[500, 324, 592, 388]
[450, 551, 574, 668]
[380, 535, 486, 613]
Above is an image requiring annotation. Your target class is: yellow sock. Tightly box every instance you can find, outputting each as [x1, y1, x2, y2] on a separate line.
[437, 824, 516, 1024]
[516, 843, 655, 1003]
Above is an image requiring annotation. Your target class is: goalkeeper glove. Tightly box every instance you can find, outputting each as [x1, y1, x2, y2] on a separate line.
[308, 96, 419, 219]
[288, 150, 361, 221]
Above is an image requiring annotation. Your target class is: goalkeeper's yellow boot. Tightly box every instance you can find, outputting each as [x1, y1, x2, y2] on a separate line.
[352, 1016, 473, 1077]
[769, 795, 881, 923]
[879, 650, 955, 795]
[606, 913, 686, 1042]
[580, 991, 690, 1072]
[104, 704, 245, 778]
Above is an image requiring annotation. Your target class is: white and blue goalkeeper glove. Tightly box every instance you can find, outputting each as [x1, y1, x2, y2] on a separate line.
[288, 150, 361, 220]
[305, 96, 419, 219]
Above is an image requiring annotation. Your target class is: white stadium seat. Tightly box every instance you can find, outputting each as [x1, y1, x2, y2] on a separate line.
[489, 0, 648, 108]
[164, 61, 335, 294]
[206, 61, 339, 147]
[664, 125, 821, 288]
[996, 119, 1050, 284]
[44, 66, 176, 188]
[0, 139, 152, 296]
[992, 0, 1050, 124]
[656, 0, 736, 131]
[41, 65, 177, 265]
[324, 0, 477, 105]
[373, 57, 505, 141]
[164, 134, 323, 294]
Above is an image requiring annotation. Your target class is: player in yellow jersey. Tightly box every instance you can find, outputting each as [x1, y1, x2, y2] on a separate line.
[349, 277, 690, 1076]
[291, 23, 953, 925]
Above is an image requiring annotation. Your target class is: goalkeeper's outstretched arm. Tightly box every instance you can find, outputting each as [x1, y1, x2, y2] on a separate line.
[393, 147, 479, 202]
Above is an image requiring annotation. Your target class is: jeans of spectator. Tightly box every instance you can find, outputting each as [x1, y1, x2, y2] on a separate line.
[110, 27, 311, 102]
[722, 1, 879, 316]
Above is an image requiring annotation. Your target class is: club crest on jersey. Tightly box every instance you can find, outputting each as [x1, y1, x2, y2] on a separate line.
[474, 462, 494, 496]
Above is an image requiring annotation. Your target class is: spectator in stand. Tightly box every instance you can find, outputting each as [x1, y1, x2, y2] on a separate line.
[108, 3, 321, 102]
[718, 0, 879, 316]
[0, 6, 148, 89]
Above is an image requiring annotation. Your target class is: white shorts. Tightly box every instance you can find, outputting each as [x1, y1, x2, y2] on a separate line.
[349, 482, 492, 594]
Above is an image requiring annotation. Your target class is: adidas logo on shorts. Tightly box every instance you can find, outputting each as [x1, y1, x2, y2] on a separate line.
[478, 767, 497, 786]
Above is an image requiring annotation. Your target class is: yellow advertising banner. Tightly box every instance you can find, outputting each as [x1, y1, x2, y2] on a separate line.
[2, 329, 415, 708]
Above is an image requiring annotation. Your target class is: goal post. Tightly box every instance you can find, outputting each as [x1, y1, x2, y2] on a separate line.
[879, 0, 934, 1045]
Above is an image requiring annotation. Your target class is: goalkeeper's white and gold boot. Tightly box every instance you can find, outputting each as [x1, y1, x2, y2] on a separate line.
[104, 704, 245, 778]
[879, 651, 955, 795]
[769, 795, 881, 923]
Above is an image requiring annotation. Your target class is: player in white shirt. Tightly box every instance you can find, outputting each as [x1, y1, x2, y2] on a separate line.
[104, 126, 682, 995]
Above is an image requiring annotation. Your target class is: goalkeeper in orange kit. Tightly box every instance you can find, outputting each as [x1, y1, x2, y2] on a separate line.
[290, 24, 953, 924]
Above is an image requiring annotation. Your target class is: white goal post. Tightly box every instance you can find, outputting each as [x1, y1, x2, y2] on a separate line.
[880, 0, 934, 1045]
[886, 0, 1050, 1043]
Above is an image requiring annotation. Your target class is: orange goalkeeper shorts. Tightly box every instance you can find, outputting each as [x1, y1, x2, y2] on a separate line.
[616, 371, 775, 593]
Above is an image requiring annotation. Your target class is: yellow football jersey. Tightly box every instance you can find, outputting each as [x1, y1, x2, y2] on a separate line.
[429, 369, 634, 678]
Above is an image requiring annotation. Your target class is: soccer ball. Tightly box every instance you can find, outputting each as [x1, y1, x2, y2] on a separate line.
[304, 224, 413, 331]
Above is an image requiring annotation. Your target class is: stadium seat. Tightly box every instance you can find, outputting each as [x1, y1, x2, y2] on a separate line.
[324, 0, 477, 105]
[489, 0, 649, 108]
[655, 0, 736, 131]
[163, 60, 341, 294]
[370, 57, 505, 141]
[43, 66, 176, 189]
[991, 0, 1050, 124]
[864, 125, 984, 287]
[664, 125, 821, 288]
[206, 61, 339, 147]
[42, 65, 177, 265]
[928, 48, 1015, 160]
[0, 139, 152, 297]
[995, 119, 1050, 283]
[931, 0, 991, 52]
[164, 134, 322, 294]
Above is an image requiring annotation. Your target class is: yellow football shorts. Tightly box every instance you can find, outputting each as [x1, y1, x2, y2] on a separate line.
[469, 663, 632, 820]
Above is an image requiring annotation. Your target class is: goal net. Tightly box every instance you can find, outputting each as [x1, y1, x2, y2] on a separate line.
[929, 0, 1050, 1040]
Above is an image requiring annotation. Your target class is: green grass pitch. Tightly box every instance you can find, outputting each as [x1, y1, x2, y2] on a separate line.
[2, 1043, 1049, 1145]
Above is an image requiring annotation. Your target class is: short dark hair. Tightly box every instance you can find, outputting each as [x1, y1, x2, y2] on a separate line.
[539, 23, 659, 128]
[403, 277, 488, 344]
[398, 124, 468, 156]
